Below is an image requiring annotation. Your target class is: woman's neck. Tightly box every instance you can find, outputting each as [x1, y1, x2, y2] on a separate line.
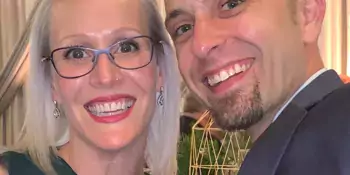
[58, 132, 147, 175]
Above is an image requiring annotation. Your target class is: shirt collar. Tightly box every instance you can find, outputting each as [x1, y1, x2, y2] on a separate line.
[272, 68, 328, 122]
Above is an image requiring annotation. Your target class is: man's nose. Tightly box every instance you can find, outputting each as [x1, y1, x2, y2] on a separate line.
[191, 18, 226, 59]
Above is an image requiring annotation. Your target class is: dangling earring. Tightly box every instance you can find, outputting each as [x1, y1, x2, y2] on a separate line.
[157, 86, 164, 106]
[53, 100, 61, 119]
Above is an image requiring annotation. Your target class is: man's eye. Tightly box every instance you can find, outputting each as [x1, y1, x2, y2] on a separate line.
[221, 0, 245, 10]
[175, 24, 193, 37]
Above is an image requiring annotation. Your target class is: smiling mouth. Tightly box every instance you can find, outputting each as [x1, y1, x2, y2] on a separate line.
[204, 58, 254, 87]
[85, 98, 135, 117]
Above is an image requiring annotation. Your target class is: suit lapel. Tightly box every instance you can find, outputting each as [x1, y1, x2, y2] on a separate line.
[292, 70, 344, 109]
[238, 70, 344, 175]
[238, 103, 307, 175]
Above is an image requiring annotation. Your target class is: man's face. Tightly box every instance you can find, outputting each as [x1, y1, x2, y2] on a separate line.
[165, 0, 310, 131]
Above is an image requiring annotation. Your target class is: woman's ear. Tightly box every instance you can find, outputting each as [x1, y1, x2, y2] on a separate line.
[156, 66, 163, 92]
[51, 81, 61, 103]
[156, 42, 165, 92]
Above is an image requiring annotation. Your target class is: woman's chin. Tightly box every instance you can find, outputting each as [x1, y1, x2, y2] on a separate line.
[74, 111, 151, 151]
[90, 134, 137, 151]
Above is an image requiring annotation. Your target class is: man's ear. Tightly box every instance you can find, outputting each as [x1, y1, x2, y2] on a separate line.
[299, 0, 326, 43]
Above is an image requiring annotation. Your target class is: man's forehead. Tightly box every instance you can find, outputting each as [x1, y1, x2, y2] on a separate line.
[164, 0, 209, 14]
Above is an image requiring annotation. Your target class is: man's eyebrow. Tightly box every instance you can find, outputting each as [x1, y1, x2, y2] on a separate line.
[165, 9, 187, 27]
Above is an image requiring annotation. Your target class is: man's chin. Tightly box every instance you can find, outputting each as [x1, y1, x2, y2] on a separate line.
[207, 83, 264, 131]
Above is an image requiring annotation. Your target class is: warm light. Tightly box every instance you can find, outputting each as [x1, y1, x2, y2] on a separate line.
[347, 2, 350, 76]
[320, 0, 347, 75]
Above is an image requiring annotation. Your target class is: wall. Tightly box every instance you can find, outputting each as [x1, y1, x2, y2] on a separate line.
[0, 0, 36, 146]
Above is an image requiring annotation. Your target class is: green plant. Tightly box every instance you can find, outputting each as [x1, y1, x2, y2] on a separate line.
[178, 130, 228, 175]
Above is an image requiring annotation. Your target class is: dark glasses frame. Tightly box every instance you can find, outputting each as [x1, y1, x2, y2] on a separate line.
[42, 35, 160, 79]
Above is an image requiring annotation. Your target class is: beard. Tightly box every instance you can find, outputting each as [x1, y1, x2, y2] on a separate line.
[208, 83, 263, 131]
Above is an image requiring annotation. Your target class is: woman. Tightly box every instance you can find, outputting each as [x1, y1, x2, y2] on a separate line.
[0, 0, 180, 174]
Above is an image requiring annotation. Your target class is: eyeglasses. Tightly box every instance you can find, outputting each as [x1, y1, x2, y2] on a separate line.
[42, 36, 156, 79]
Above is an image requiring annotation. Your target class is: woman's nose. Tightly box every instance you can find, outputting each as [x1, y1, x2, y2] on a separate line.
[89, 53, 123, 88]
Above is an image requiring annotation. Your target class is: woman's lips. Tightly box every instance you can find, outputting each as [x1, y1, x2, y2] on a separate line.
[84, 94, 136, 123]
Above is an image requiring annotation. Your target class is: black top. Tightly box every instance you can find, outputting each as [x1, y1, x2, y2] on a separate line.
[1, 151, 151, 175]
[0, 151, 76, 175]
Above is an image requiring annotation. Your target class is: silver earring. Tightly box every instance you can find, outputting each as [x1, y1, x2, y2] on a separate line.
[157, 86, 164, 106]
[53, 101, 61, 119]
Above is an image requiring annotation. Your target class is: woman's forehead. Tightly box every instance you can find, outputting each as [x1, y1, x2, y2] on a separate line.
[50, 0, 149, 45]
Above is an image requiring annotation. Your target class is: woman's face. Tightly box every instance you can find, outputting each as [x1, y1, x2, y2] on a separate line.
[50, 0, 161, 150]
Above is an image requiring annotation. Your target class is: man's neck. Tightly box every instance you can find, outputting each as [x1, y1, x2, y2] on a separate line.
[246, 72, 317, 142]
[247, 47, 324, 142]
[246, 103, 283, 142]
[58, 131, 147, 175]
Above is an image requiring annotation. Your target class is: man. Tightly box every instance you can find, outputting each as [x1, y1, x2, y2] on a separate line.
[164, 0, 350, 174]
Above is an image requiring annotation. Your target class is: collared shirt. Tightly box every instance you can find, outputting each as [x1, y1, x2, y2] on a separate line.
[272, 68, 328, 122]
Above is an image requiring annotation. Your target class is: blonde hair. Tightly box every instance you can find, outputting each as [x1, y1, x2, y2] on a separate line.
[15, 0, 180, 174]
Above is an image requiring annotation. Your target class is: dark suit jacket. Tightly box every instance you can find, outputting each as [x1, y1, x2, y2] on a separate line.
[238, 70, 350, 175]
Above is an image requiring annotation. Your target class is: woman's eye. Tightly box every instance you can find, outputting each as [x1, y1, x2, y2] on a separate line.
[118, 42, 139, 53]
[221, 0, 245, 10]
[175, 24, 193, 37]
[65, 48, 89, 59]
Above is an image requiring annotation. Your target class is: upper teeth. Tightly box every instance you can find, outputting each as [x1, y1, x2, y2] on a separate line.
[207, 63, 251, 86]
[87, 99, 134, 114]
